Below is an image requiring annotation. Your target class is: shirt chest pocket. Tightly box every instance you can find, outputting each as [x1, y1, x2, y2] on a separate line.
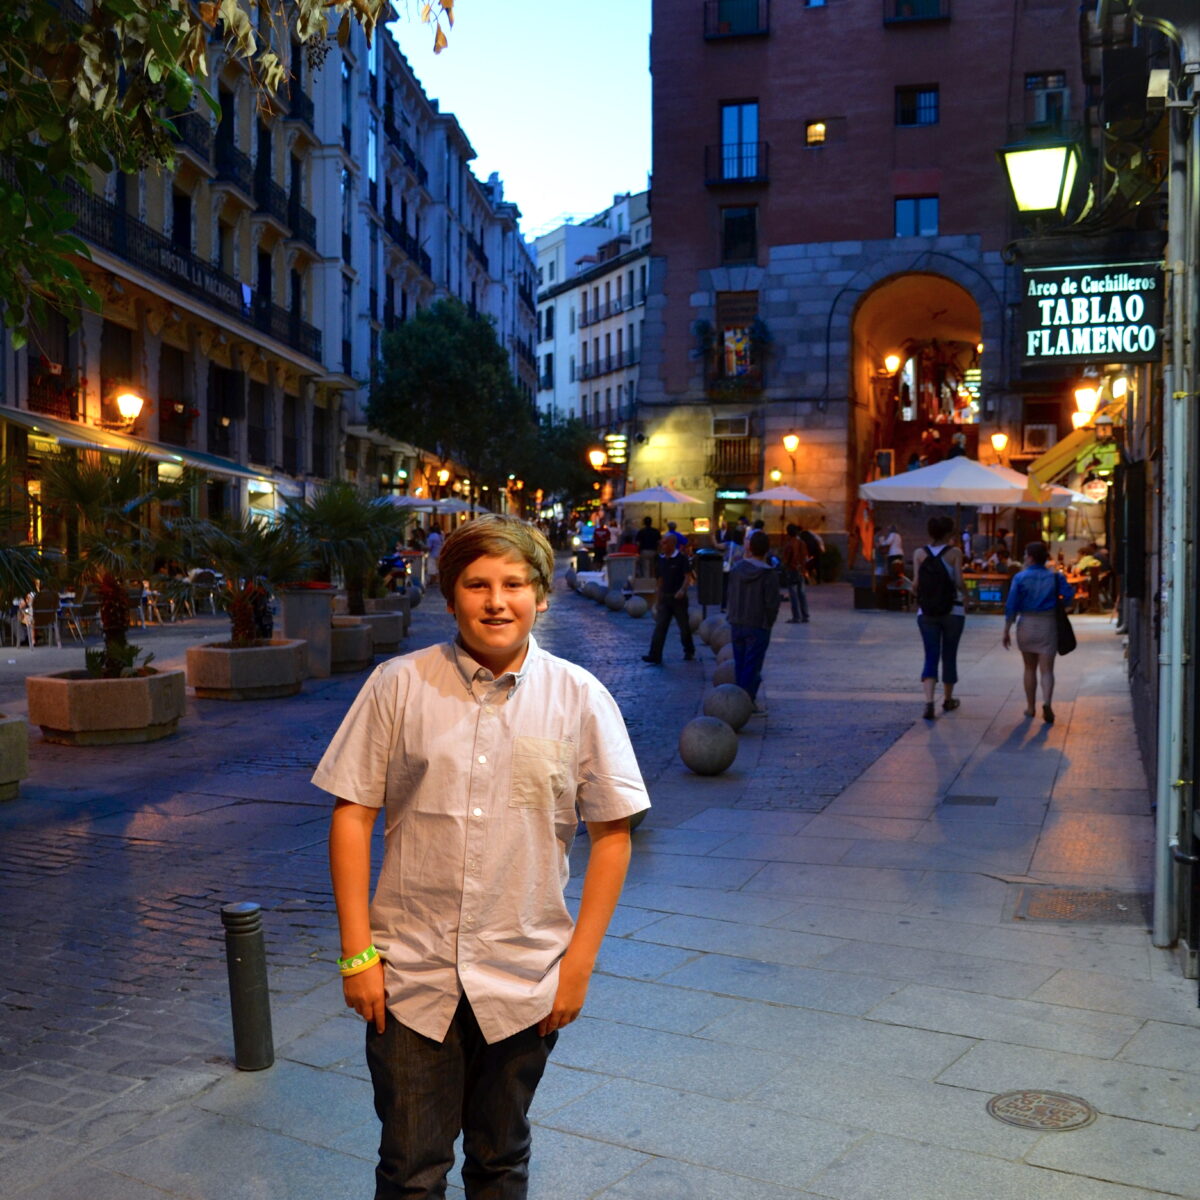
[510, 736, 574, 810]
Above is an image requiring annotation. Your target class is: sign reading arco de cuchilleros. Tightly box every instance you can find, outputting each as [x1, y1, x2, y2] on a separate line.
[1020, 260, 1164, 364]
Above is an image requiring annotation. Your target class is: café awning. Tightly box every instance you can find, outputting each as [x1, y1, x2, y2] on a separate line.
[1028, 397, 1127, 486]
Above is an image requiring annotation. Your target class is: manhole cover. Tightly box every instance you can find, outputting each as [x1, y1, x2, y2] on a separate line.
[1014, 887, 1151, 926]
[986, 1090, 1097, 1131]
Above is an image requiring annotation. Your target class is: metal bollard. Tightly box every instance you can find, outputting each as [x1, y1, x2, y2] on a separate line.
[220, 901, 275, 1071]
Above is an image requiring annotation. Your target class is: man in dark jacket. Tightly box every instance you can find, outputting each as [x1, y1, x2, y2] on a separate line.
[725, 529, 780, 711]
[642, 533, 696, 664]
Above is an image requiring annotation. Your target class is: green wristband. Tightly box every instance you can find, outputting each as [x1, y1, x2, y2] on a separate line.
[337, 945, 378, 972]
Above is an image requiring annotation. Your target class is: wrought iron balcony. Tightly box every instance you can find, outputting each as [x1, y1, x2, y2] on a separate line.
[883, 0, 950, 23]
[254, 172, 290, 227]
[171, 113, 212, 163]
[214, 142, 254, 197]
[287, 88, 315, 130]
[704, 0, 770, 38]
[704, 436, 762, 478]
[517, 281, 535, 314]
[705, 142, 770, 186]
[467, 232, 489, 271]
[288, 195, 316, 248]
[577, 348, 641, 381]
[27, 375, 80, 421]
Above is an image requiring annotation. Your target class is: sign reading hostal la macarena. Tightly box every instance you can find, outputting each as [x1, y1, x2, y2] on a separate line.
[1021, 260, 1163, 364]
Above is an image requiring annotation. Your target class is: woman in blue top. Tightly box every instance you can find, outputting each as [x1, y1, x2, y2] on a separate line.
[1002, 541, 1074, 724]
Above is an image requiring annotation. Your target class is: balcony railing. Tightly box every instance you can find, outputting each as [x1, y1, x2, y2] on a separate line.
[883, 0, 950, 22]
[705, 142, 770, 185]
[538, 372, 554, 391]
[254, 172, 290, 227]
[214, 141, 254, 197]
[208, 421, 233, 458]
[704, 0, 770, 38]
[704, 436, 762, 478]
[578, 291, 645, 329]
[466, 232, 489, 271]
[288, 195, 316, 248]
[171, 113, 212, 163]
[517, 281, 535, 314]
[575, 348, 641, 381]
[286, 88, 315, 130]
[27, 375, 80, 420]
[64, 184, 321, 361]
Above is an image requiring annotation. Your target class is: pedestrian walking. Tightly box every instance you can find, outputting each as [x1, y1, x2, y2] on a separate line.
[643, 533, 696, 664]
[911, 515, 965, 721]
[798, 526, 823, 583]
[725, 529, 780, 711]
[781, 523, 810, 623]
[425, 522, 444, 584]
[592, 519, 610, 566]
[634, 516, 660, 578]
[317, 514, 650, 1200]
[1002, 540, 1075, 724]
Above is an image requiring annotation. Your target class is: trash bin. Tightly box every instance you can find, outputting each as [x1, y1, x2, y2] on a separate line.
[605, 551, 638, 592]
[693, 548, 724, 608]
[574, 549, 593, 572]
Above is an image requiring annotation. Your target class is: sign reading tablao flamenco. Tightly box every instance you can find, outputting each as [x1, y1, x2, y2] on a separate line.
[1021, 260, 1163, 364]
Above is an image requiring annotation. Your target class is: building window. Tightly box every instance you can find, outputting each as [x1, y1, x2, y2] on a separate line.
[720, 206, 757, 263]
[720, 101, 759, 180]
[895, 85, 939, 126]
[1026, 71, 1069, 127]
[548, 260, 556, 282]
[805, 121, 827, 146]
[544, 305, 554, 339]
[894, 195, 939, 237]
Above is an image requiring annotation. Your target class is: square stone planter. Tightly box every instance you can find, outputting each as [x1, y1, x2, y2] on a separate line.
[0, 713, 29, 801]
[366, 594, 412, 635]
[278, 587, 334, 679]
[25, 669, 187, 746]
[186, 638, 308, 700]
[330, 618, 375, 673]
[358, 612, 404, 654]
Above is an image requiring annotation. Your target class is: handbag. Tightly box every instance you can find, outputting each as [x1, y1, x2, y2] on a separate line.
[1055, 574, 1077, 656]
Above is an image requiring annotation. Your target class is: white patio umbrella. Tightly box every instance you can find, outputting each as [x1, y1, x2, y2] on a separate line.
[746, 485, 821, 533]
[616, 485, 704, 530]
[858, 458, 1031, 506]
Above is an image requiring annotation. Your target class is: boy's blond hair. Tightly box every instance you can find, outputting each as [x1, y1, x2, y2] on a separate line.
[438, 514, 555, 602]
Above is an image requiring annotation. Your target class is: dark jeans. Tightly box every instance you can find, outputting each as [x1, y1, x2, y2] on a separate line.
[366, 997, 557, 1200]
[647, 595, 695, 661]
[917, 612, 965, 685]
[786, 578, 809, 621]
[730, 623, 771, 700]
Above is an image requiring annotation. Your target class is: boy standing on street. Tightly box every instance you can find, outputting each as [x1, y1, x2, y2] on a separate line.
[316, 515, 649, 1200]
[725, 529, 781, 712]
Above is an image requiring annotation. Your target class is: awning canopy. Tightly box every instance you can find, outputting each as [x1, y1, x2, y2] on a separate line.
[1027, 397, 1127, 486]
[1, 408, 270, 483]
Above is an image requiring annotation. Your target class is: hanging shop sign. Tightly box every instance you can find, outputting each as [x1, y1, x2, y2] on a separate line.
[715, 488, 749, 500]
[1021, 260, 1163, 365]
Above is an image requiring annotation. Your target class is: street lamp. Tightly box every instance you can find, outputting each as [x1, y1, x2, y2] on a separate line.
[883, 353, 902, 375]
[990, 431, 1009, 462]
[587, 448, 608, 470]
[997, 131, 1084, 221]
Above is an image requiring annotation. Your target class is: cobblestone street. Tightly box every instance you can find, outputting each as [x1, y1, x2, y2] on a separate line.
[1, 571, 1197, 1199]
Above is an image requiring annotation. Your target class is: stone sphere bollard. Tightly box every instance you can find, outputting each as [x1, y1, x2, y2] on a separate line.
[703, 683, 754, 731]
[605, 590, 625, 611]
[678, 716, 738, 776]
[698, 615, 723, 645]
[688, 609, 702, 632]
[712, 660, 738, 687]
[564, 567, 577, 590]
[625, 595, 649, 618]
[407, 581, 423, 608]
[584, 582, 604, 602]
[708, 622, 732, 652]
[716, 643, 735, 664]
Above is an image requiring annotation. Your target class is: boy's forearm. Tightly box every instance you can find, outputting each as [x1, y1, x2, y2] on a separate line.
[564, 819, 634, 969]
[329, 799, 379, 955]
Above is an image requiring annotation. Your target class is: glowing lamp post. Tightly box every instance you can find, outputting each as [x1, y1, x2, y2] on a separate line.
[113, 390, 145, 426]
[996, 134, 1083, 223]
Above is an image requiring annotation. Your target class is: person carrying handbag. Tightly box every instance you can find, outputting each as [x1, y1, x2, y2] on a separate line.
[1002, 540, 1075, 724]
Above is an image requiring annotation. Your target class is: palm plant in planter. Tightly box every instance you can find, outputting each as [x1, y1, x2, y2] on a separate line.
[37, 450, 190, 677]
[282, 481, 406, 615]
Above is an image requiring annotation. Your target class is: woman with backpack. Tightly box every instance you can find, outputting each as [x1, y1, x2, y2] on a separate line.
[1001, 540, 1075, 724]
[910, 515, 965, 721]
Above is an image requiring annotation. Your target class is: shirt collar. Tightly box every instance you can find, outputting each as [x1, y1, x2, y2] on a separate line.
[451, 633, 541, 698]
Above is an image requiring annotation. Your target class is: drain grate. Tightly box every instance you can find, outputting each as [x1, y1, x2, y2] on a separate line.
[1014, 887, 1151, 926]
[942, 795, 999, 807]
[987, 1090, 1097, 1131]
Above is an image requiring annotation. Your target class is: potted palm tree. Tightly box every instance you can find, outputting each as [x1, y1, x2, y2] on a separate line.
[0, 463, 41, 795]
[282, 481, 408, 665]
[181, 514, 314, 699]
[25, 451, 188, 745]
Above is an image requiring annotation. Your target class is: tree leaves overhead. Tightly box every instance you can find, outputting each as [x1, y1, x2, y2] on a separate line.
[369, 299, 536, 491]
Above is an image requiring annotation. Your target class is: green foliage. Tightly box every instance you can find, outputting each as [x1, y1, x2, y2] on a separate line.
[514, 416, 606, 512]
[0, 0, 389, 339]
[368, 299, 535, 493]
[282, 481, 406, 616]
[84, 643, 153, 679]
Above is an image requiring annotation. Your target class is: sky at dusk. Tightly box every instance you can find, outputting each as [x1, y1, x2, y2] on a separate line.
[388, 1, 652, 238]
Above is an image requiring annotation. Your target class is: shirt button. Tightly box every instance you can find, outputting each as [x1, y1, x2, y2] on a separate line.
[483, 705, 494, 715]
[477, 754, 487, 764]
[472, 807, 483, 817]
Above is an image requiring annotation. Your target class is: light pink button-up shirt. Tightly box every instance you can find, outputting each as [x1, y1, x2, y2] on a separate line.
[312, 634, 650, 1043]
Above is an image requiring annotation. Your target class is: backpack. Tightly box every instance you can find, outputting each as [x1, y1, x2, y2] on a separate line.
[917, 546, 957, 616]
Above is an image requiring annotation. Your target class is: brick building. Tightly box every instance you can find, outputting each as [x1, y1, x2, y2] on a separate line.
[636, 0, 1085, 552]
